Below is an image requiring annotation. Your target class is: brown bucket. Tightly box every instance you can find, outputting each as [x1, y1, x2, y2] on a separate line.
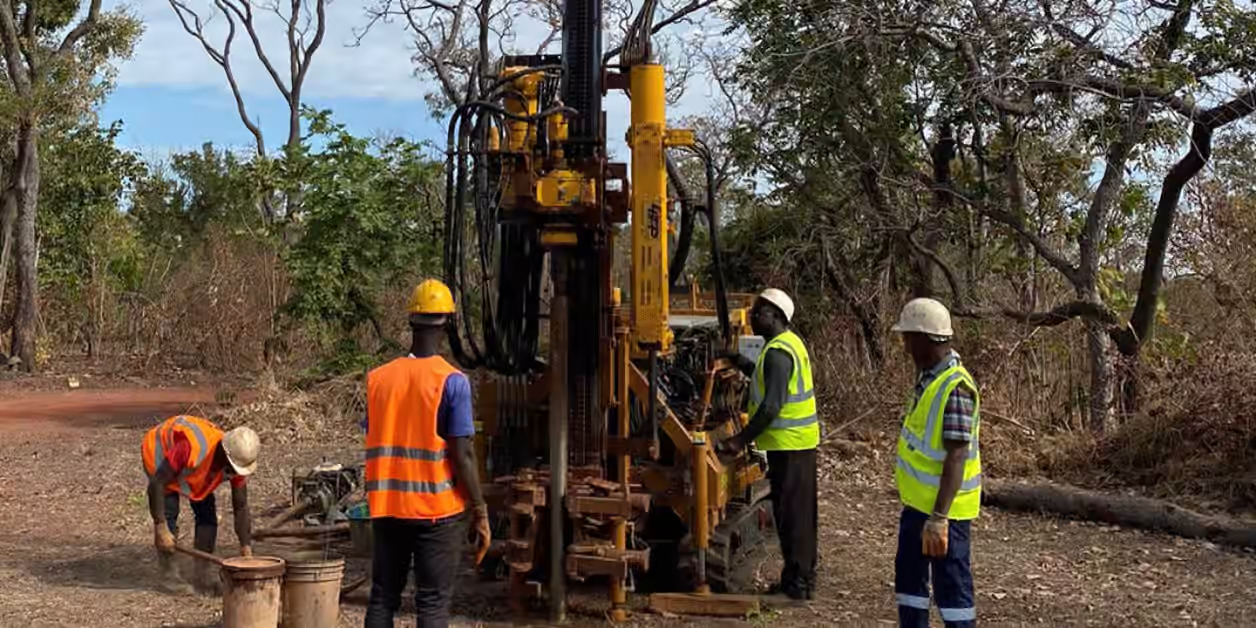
[281, 557, 346, 628]
[221, 556, 286, 628]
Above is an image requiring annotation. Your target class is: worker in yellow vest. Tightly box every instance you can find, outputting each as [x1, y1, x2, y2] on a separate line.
[891, 298, 980, 628]
[717, 288, 819, 601]
[363, 279, 491, 628]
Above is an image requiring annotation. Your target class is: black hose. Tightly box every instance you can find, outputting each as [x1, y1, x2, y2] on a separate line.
[666, 152, 696, 291]
[697, 142, 731, 342]
[669, 202, 695, 290]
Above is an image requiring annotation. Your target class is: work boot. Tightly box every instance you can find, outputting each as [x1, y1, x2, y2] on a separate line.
[192, 525, 221, 596]
[156, 553, 194, 595]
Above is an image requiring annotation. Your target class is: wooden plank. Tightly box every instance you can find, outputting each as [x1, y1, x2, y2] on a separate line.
[649, 592, 761, 617]
[566, 554, 627, 580]
[566, 495, 634, 517]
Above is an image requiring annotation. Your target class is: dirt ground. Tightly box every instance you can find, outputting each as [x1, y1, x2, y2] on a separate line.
[0, 376, 1254, 627]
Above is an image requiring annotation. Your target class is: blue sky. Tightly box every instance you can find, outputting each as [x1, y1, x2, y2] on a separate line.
[98, 0, 728, 161]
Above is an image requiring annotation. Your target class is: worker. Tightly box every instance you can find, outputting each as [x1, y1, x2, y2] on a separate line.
[364, 278, 492, 628]
[142, 416, 259, 594]
[717, 288, 819, 601]
[891, 298, 981, 628]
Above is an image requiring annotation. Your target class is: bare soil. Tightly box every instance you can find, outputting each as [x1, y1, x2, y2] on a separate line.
[0, 380, 1253, 627]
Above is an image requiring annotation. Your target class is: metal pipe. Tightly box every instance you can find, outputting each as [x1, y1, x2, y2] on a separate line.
[692, 433, 710, 594]
[648, 347, 659, 452]
[611, 326, 631, 621]
[548, 250, 570, 623]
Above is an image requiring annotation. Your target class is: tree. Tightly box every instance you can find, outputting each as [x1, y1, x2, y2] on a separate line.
[169, 0, 327, 159]
[360, 0, 715, 115]
[168, 0, 328, 223]
[39, 122, 145, 357]
[726, 0, 1256, 428]
[130, 144, 263, 251]
[281, 110, 444, 344]
[0, 0, 141, 370]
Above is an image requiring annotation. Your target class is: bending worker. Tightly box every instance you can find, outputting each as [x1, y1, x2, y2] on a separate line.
[717, 288, 819, 601]
[891, 298, 981, 628]
[364, 279, 492, 628]
[143, 416, 259, 593]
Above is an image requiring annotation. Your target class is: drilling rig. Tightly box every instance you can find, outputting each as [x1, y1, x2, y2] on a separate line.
[443, 0, 774, 620]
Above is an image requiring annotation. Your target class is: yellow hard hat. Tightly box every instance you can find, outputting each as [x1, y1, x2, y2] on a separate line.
[408, 279, 456, 315]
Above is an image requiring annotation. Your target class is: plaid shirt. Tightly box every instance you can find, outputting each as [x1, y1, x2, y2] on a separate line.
[913, 351, 976, 443]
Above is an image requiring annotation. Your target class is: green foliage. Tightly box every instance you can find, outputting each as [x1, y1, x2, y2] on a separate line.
[130, 144, 263, 251]
[38, 121, 145, 299]
[281, 109, 444, 336]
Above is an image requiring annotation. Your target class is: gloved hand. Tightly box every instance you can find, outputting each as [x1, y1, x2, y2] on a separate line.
[240, 545, 253, 558]
[471, 504, 492, 566]
[153, 523, 175, 555]
[714, 435, 744, 458]
[921, 515, 949, 557]
[717, 351, 753, 372]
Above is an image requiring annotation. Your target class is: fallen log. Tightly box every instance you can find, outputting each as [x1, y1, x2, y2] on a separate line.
[984, 481, 1256, 548]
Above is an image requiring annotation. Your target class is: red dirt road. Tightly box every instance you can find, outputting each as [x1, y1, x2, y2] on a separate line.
[0, 387, 237, 432]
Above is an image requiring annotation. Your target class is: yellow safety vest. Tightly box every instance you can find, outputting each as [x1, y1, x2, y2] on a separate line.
[748, 330, 820, 451]
[895, 362, 982, 520]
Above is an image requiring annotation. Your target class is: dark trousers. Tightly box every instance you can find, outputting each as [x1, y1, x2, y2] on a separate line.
[766, 449, 818, 595]
[365, 515, 466, 628]
[163, 492, 217, 535]
[895, 507, 975, 628]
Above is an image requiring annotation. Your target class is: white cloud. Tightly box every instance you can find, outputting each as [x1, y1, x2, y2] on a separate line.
[110, 0, 732, 156]
[112, 0, 423, 100]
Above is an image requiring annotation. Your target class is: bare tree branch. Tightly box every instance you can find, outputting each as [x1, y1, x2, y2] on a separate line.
[169, 0, 267, 156]
[943, 187, 1079, 284]
[0, 0, 32, 97]
[58, 0, 105, 56]
[603, 0, 716, 63]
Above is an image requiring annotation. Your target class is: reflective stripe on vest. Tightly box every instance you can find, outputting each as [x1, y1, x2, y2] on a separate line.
[895, 363, 983, 520]
[141, 415, 226, 502]
[366, 356, 467, 520]
[748, 330, 820, 451]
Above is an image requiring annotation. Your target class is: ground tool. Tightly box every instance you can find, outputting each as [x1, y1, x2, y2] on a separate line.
[442, 0, 775, 620]
[175, 543, 226, 567]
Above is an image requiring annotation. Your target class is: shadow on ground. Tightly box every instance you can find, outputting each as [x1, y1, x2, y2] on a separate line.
[19, 541, 192, 593]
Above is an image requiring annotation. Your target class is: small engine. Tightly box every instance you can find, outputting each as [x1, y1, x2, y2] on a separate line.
[290, 461, 363, 525]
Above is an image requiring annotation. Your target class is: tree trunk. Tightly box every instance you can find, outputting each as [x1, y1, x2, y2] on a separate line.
[985, 481, 1256, 548]
[1085, 318, 1115, 432]
[0, 187, 14, 331]
[9, 121, 40, 372]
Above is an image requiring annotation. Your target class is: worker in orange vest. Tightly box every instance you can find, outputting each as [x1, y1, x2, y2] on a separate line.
[364, 279, 491, 628]
[142, 416, 259, 594]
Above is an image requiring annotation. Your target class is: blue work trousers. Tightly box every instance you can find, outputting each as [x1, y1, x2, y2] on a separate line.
[163, 491, 217, 534]
[895, 507, 975, 628]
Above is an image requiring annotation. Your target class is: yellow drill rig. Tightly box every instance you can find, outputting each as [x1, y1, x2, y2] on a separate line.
[442, 0, 773, 620]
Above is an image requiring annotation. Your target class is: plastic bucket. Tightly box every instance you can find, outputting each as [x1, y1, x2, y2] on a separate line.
[347, 502, 372, 558]
[221, 556, 286, 628]
[282, 558, 346, 628]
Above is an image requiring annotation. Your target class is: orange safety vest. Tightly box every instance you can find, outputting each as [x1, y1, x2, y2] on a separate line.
[141, 415, 226, 502]
[366, 356, 468, 520]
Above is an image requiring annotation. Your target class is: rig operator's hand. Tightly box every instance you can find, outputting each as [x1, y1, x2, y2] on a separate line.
[714, 435, 745, 458]
[922, 515, 949, 558]
[471, 504, 492, 566]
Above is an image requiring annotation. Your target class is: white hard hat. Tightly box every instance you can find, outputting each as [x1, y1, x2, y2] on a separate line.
[222, 426, 260, 476]
[757, 288, 795, 323]
[892, 298, 953, 339]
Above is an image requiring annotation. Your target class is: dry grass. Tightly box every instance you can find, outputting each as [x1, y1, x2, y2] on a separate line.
[214, 375, 365, 447]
